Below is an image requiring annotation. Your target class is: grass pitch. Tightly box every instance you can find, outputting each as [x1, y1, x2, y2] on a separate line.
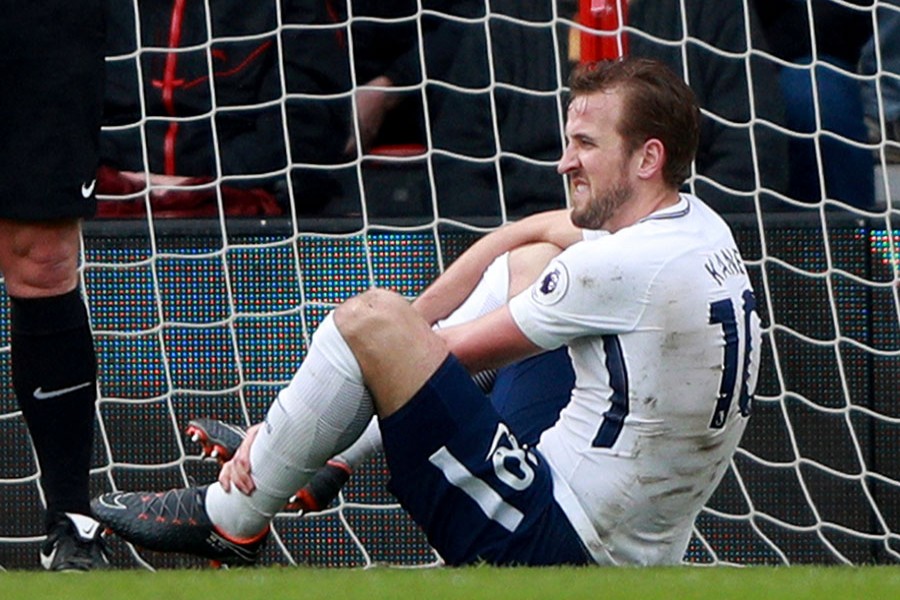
[2, 565, 898, 600]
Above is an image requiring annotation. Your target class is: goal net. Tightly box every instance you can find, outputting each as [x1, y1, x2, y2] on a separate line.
[1, 0, 899, 569]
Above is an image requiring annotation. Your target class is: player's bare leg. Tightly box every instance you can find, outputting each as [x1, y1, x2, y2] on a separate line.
[0, 219, 109, 571]
[336, 289, 450, 417]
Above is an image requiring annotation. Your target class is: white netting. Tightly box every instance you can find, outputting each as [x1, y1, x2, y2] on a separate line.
[1, 0, 899, 569]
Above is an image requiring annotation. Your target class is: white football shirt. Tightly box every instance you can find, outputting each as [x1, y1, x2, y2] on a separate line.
[508, 194, 761, 565]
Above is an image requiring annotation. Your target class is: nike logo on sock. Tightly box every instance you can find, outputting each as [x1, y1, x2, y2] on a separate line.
[33, 381, 92, 400]
[81, 179, 97, 199]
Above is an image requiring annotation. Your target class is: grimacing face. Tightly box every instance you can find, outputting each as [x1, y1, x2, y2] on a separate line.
[558, 89, 636, 230]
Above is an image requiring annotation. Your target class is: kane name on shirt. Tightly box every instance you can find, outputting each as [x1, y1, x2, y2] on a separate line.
[705, 247, 747, 286]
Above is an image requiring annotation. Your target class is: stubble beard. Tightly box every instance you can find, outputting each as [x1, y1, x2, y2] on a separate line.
[570, 181, 634, 230]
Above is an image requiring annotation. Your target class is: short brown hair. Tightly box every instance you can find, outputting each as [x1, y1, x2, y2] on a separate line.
[568, 58, 700, 188]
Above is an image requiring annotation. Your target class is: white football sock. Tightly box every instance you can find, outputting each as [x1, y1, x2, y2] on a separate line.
[326, 253, 511, 471]
[206, 313, 372, 538]
[333, 416, 380, 469]
[433, 252, 509, 330]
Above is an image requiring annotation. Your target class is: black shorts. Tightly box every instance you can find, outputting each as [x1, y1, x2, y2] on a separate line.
[0, 1, 105, 221]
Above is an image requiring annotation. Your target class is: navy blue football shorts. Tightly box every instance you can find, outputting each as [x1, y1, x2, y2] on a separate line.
[490, 347, 574, 447]
[380, 354, 592, 566]
[0, 1, 105, 221]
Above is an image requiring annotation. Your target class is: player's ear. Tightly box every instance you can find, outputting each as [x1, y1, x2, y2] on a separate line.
[636, 138, 666, 181]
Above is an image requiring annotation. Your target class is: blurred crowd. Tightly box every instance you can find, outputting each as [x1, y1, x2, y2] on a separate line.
[96, 0, 900, 219]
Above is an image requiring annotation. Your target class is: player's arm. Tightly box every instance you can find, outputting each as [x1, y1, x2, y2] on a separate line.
[413, 209, 581, 324]
[436, 304, 543, 373]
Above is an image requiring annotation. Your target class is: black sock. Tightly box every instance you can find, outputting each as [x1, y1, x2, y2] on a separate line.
[10, 289, 97, 531]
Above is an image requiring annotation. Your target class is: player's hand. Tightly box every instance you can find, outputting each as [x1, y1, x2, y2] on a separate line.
[118, 171, 194, 188]
[219, 423, 261, 495]
[117, 171, 207, 205]
[343, 75, 398, 156]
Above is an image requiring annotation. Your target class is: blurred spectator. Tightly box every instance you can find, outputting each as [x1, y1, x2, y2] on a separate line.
[98, 1, 440, 219]
[753, 0, 876, 209]
[422, 1, 571, 221]
[293, 0, 573, 222]
[627, 0, 791, 213]
[860, 0, 900, 163]
[99, 1, 574, 222]
[100, 0, 289, 217]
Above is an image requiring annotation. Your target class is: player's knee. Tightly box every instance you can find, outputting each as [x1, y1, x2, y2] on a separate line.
[11, 255, 78, 296]
[335, 288, 447, 414]
[508, 242, 562, 297]
[334, 288, 411, 345]
[0, 219, 82, 294]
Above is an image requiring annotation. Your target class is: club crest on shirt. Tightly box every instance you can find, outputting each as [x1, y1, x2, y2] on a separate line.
[532, 261, 569, 306]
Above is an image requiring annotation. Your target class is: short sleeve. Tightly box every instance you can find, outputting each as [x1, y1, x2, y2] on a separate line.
[507, 239, 654, 349]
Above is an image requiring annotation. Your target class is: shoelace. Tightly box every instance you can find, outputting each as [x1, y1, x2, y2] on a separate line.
[139, 488, 207, 525]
